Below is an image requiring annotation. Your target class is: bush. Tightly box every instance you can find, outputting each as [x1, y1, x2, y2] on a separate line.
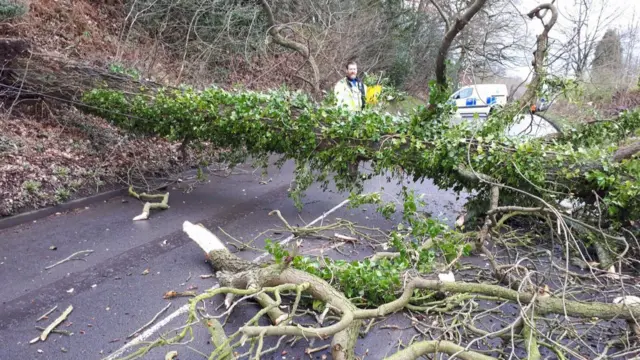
[0, 0, 27, 22]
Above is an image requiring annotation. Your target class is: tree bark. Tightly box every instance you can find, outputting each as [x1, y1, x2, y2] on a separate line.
[377, 278, 640, 321]
[258, 0, 321, 96]
[384, 340, 497, 360]
[0, 39, 165, 102]
[614, 140, 640, 161]
[434, 0, 488, 88]
[521, 3, 558, 107]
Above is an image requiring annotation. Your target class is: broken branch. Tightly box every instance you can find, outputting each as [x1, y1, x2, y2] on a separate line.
[127, 303, 172, 339]
[34, 326, 73, 336]
[163, 291, 197, 299]
[45, 250, 94, 270]
[40, 305, 73, 341]
[129, 186, 170, 221]
[356, 278, 640, 321]
[36, 305, 58, 322]
[384, 340, 497, 360]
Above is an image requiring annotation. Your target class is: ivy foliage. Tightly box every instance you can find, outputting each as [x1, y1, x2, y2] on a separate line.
[82, 82, 640, 227]
[265, 234, 434, 306]
[265, 189, 470, 307]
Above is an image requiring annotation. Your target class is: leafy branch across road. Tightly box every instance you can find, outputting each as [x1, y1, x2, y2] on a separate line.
[81, 83, 640, 228]
[3, 1, 640, 358]
[81, 79, 640, 359]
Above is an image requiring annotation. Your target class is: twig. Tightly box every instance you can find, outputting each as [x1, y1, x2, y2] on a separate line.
[127, 303, 172, 339]
[35, 326, 73, 336]
[268, 210, 295, 232]
[36, 305, 58, 322]
[305, 344, 330, 355]
[218, 226, 261, 251]
[334, 233, 358, 243]
[163, 291, 197, 299]
[40, 305, 73, 341]
[45, 250, 94, 270]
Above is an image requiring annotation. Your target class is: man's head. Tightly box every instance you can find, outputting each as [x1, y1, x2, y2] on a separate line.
[346, 61, 358, 79]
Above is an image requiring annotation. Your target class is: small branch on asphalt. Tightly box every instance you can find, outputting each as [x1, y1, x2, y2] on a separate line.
[127, 303, 172, 339]
[45, 250, 94, 270]
[128, 186, 170, 221]
[36, 305, 58, 322]
[163, 291, 197, 299]
[35, 326, 73, 336]
[305, 344, 331, 355]
[334, 233, 358, 243]
[40, 305, 73, 341]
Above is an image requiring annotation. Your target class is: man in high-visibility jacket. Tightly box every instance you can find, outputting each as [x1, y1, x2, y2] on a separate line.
[334, 61, 367, 112]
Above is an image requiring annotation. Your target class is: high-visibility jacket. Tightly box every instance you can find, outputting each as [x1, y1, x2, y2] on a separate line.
[334, 77, 367, 112]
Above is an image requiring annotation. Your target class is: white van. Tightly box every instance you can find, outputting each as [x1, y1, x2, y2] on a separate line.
[448, 84, 509, 119]
[444, 83, 560, 139]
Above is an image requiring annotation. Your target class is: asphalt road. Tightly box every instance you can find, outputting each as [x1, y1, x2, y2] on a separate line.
[0, 159, 466, 360]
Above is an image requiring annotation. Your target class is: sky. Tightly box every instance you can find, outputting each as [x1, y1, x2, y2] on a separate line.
[505, 0, 640, 79]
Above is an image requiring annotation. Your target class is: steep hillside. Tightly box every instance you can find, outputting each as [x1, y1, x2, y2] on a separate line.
[0, 0, 217, 217]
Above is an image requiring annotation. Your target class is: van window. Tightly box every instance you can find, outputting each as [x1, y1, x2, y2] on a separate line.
[458, 87, 473, 99]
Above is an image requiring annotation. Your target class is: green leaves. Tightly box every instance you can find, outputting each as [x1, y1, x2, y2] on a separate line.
[266, 236, 432, 306]
[83, 83, 640, 229]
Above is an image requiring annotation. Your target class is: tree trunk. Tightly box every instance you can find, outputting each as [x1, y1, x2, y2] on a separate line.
[0, 39, 165, 102]
[258, 0, 321, 96]
[521, 3, 558, 107]
[434, 0, 488, 89]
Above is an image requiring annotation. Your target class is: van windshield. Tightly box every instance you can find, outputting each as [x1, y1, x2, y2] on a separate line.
[454, 88, 472, 99]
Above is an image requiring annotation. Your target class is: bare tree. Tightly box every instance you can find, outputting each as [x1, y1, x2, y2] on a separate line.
[432, 0, 488, 88]
[619, 12, 640, 88]
[258, 0, 321, 95]
[552, 0, 620, 78]
[521, 2, 558, 107]
[430, 0, 530, 89]
[119, 0, 530, 94]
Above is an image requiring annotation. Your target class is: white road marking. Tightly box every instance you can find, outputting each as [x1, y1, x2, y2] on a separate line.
[104, 198, 350, 360]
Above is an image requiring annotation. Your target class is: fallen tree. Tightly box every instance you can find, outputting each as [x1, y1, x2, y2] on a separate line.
[71, 5, 640, 232]
[3, 3, 640, 358]
[2, 6, 637, 235]
[78, 80, 640, 229]
[78, 5, 637, 355]
[114, 220, 640, 360]
[0, 39, 166, 102]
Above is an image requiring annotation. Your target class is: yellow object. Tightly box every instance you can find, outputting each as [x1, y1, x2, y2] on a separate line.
[366, 85, 382, 105]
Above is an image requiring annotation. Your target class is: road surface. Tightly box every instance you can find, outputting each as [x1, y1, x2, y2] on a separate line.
[0, 159, 466, 360]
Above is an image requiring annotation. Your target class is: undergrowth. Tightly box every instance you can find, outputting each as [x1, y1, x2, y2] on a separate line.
[0, 0, 27, 22]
